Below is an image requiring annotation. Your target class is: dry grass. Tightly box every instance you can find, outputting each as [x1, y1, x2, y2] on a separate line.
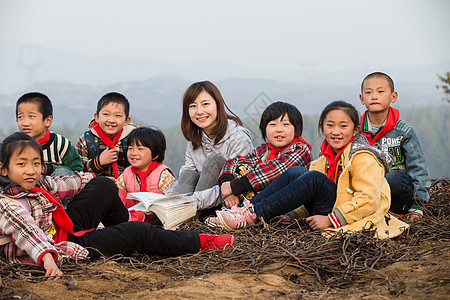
[1, 178, 449, 299]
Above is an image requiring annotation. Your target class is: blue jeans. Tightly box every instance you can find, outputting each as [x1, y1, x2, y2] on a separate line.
[385, 171, 414, 214]
[251, 167, 337, 222]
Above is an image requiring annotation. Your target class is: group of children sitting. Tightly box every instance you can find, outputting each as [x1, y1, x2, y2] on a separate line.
[0, 72, 430, 280]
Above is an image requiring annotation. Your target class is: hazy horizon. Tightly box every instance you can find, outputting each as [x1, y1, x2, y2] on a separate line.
[1, 0, 449, 95]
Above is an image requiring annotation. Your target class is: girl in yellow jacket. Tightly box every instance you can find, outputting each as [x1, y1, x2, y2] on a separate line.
[216, 101, 408, 239]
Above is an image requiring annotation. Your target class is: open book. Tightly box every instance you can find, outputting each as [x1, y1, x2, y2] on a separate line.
[127, 192, 196, 230]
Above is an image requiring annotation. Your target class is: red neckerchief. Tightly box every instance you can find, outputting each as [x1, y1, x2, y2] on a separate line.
[30, 187, 94, 243]
[267, 136, 311, 161]
[320, 136, 355, 183]
[131, 161, 162, 192]
[360, 107, 399, 146]
[91, 121, 123, 178]
[37, 129, 51, 145]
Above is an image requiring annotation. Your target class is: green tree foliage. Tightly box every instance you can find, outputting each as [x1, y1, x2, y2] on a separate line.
[436, 72, 450, 103]
[162, 125, 187, 176]
[400, 105, 449, 178]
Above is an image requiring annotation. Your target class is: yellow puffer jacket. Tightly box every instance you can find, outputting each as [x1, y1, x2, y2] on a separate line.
[294, 134, 409, 239]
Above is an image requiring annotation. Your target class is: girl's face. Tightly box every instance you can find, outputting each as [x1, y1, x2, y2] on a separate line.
[322, 109, 358, 153]
[266, 114, 296, 149]
[1, 146, 42, 190]
[188, 91, 218, 138]
[127, 142, 156, 172]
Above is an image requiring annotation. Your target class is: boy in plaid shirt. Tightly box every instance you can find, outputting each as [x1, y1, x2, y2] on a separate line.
[76, 92, 137, 179]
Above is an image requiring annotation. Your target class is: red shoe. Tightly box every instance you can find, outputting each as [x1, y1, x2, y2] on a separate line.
[129, 210, 145, 222]
[199, 233, 234, 251]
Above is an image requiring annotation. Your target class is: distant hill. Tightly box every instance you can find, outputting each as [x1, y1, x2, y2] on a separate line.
[1, 78, 448, 178]
[0, 75, 445, 132]
[2, 41, 449, 96]
[1, 41, 448, 178]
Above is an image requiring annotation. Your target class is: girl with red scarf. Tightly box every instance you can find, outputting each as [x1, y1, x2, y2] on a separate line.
[217, 101, 312, 207]
[216, 101, 408, 239]
[0, 133, 234, 280]
[205, 102, 312, 227]
[117, 127, 175, 208]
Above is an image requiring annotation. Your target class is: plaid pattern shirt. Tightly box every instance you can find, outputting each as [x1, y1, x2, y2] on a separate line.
[220, 140, 312, 191]
[76, 122, 137, 177]
[0, 172, 93, 265]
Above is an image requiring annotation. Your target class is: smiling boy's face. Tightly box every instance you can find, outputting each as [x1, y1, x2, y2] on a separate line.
[94, 102, 131, 138]
[17, 102, 52, 141]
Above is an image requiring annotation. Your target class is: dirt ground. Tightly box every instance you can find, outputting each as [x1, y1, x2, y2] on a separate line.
[3, 240, 449, 300]
[1, 179, 449, 299]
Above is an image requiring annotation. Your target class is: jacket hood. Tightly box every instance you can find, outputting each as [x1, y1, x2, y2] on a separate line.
[0, 175, 26, 196]
[348, 133, 394, 172]
[201, 119, 251, 146]
[0, 175, 12, 190]
[88, 119, 138, 140]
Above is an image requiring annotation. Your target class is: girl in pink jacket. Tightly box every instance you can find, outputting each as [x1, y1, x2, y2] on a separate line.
[117, 127, 175, 208]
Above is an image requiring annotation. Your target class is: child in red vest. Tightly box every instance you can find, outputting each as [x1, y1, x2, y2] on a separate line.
[116, 127, 175, 208]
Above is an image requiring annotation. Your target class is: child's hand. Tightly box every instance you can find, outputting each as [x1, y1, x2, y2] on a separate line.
[270, 214, 293, 224]
[405, 212, 422, 222]
[99, 148, 118, 166]
[306, 215, 332, 230]
[42, 253, 63, 280]
[224, 194, 240, 208]
[220, 182, 233, 198]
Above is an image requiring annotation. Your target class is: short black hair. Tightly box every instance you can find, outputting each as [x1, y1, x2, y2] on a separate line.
[97, 92, 130, 117]
[361, 72, 395, 93]
[16, 92, 53, 120]
[259, 101, 303, 140]
[0, 132, 45, 171]
[127, 127, 166, 163]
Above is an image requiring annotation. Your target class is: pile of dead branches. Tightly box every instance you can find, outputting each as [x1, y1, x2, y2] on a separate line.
[1, 178, 448, 298]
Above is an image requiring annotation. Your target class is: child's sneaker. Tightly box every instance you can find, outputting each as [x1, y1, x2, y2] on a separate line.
[129, 210, 145, 222]
[204, 216, 223, 228]
[216, 200, 257, 231]
[199, 233, 234, 250]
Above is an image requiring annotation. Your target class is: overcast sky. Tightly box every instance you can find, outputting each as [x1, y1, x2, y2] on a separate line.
[1, 0, 449, 74]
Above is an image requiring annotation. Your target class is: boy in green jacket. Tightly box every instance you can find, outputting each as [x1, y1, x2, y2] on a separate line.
[16, 92, 83, 176]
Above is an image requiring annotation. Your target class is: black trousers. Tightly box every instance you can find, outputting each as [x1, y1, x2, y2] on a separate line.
[66, 177, 200, 259]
